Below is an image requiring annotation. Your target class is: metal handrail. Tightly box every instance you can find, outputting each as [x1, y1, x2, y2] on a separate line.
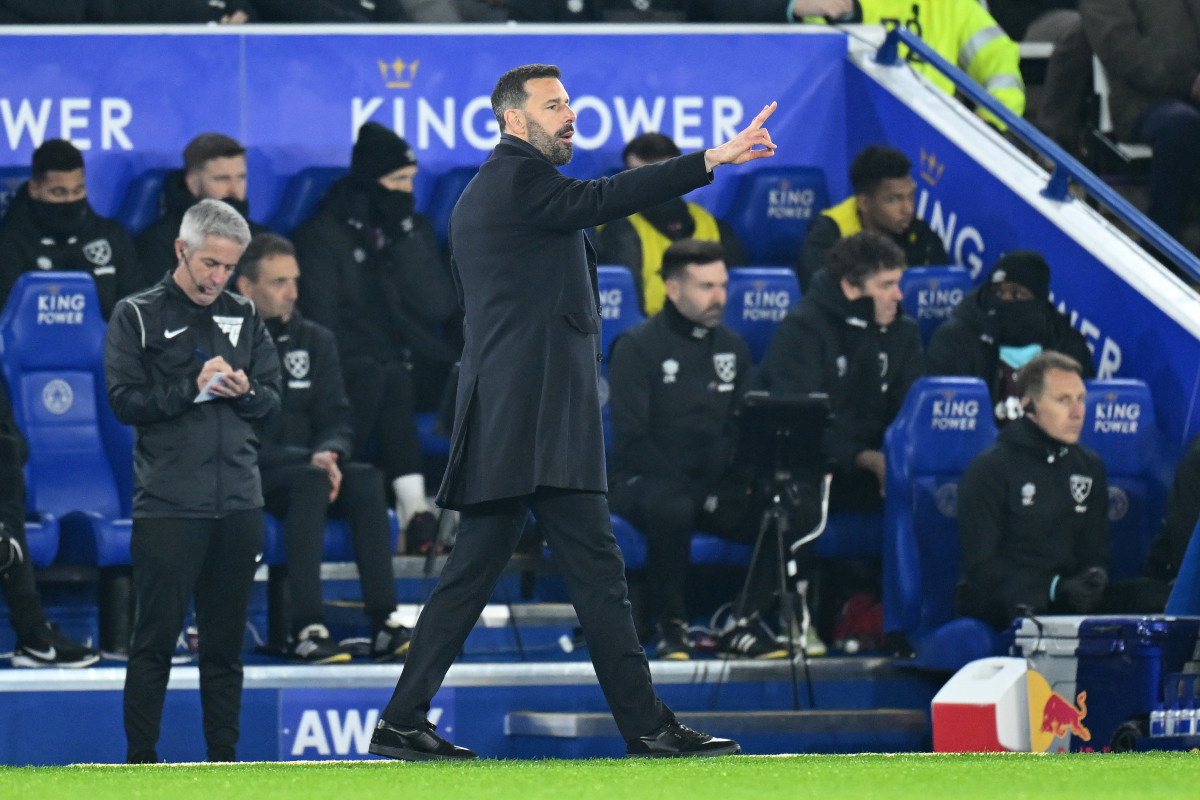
[875, 25, 1200, 283]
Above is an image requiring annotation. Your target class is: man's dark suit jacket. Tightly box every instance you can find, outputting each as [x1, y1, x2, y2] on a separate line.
[438, 134, 712, 508]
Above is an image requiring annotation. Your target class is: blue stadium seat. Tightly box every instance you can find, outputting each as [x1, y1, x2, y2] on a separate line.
[0, 273, 132, 566]
[883, 377, 1000, 668]
[116, 168, 171, 236]
[899, 266, 972, 347]
[816, 513, 884, 559]
[724, 167, 830, 265]
[0, 167, 30, 221]
[1080, 379, 1160, 581]
[611, 514, 646, 570]
[262, 510, 400, 566]
[416, 411, 450, 458]
[24, 515, 60, 568]
[268, 167, 348, 236]
[722, 267, 799, 363]
[611, 519, 752, 572]
[597, 265, 644, 362]
[425, 166, 478, 246]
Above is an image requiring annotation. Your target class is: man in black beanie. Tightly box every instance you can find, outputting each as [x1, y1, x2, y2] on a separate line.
[927, 250, 1095, 425]
[294, 122, 459, 552]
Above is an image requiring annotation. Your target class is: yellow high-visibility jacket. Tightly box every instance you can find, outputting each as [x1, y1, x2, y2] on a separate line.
[798, 0, 1025, 119]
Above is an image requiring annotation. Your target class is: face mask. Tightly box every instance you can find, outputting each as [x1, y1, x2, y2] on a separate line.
[640, 197, 692, 236]
[29, 197, 87, 238]
[219, 195, 251, 220]
[365, 182, 416, 230]
[995, 299, 1048, 346]
[999, 343, 1043, 369]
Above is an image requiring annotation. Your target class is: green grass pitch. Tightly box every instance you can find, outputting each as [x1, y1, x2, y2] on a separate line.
[1, 754, 1198, 799]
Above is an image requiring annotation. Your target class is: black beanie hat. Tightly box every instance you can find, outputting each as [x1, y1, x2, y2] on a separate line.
[989, 250, 1051, 301]
[351, 122, 417, 182]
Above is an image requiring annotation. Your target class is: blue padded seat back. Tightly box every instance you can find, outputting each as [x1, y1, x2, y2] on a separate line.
[0, 167, 30, 220]
[725, 167, 829, 264]
[268, 167, 348, 236]
[262, 512, 400, 565]
[0, 273, 124, 521]
[24, 515, 60, 568]
[1081, 379, 1157, 580]
[426, 166, 478, 246]
[884, 377, 997, 634]
[721, 267, 799, 363]
[117, 168, 171, 236]
[899, 266, 971, 347]
[611, 514, 646, 570]
[597, 266, 644, 361]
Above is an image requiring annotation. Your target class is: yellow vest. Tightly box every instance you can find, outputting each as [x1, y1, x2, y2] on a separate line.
[822, 196, 863, 237]
[626, 203, 722, 316]
[799, 0, 1025, 121]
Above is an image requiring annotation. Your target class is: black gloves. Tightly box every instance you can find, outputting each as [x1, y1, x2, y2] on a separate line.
[1056, 567, 1108, 614]
[0, 524, 23, 578]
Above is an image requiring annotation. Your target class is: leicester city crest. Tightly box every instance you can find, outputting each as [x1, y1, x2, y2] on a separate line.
[1069, 474, 1093, 505]
[284, 349, 310, 380]
[713, 352, 737, 384]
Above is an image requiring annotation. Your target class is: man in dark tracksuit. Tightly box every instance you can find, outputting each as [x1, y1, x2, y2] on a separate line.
[135, 133, 269, 291]
[235, 233, 411, 664]
[927, 251, 1094, 426]
[369, 64, 774, 761]
[0, 390, 100, 667]
[0, 139, 139, 320]
[106, 199, 281, 764]
[295, 123, 459, 549]
[608, 239, 788, 661]
[956, 351, 1110, 630]
[757, 232, 924, 514]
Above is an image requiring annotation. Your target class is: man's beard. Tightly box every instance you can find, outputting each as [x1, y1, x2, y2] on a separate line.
[526, 118, 574, 166]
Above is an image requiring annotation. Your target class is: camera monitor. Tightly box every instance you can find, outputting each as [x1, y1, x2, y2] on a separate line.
[736, 391, 831, 480]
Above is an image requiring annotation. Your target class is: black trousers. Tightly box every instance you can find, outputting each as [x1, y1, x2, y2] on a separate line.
[123, 510, 264, 762]
[0, 435, 47, 644]
[609, 474, 816, 626]
[262, 461, 397, 634]
[382, 487, 672, 742]
[342, 356, 423, 482]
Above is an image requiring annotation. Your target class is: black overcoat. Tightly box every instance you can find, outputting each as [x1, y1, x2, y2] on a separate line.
[437, 134, 712, 508]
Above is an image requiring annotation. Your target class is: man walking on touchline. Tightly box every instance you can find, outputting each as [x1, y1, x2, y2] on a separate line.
[370, 64, 777, 761]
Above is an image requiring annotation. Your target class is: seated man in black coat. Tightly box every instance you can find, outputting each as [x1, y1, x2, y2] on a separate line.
[758, 231, 923, 514]
[794, 146, 946, 293]
[235, 233, 411, 664]
[595, 133, 748, 316]
[0, 139, 138, 319]
[927, 250, 1094, 426]
[956, 351, 1110, 630]
[608, 239, 807, 661]
[295, 123, 459, 553]
[135, 133, 268, 290]
[0, 389, 100, 667]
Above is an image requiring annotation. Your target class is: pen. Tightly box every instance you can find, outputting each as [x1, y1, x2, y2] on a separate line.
[194, 349, 210, 362]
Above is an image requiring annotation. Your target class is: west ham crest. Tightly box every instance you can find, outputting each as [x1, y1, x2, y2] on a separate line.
[713, 352, 737, 384]
[284, 349, 310, 380]
[82, 238, 112, 266]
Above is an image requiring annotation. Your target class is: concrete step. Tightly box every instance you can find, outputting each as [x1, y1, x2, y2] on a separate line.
[323, 601, 579, 629]
[504, 709, 928, 739]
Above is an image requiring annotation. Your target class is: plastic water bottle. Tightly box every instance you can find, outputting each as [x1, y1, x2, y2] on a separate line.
[1166, 702, 1181, 736]
[1150, 703, 1167, 737]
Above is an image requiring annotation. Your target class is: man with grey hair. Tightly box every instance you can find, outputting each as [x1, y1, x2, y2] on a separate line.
[105, 198, 282, 764]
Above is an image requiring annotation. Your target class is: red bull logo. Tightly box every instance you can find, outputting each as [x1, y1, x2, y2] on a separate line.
[1040, 690, 1091, 741]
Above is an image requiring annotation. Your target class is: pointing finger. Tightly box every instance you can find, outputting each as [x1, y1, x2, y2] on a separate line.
[748, 102, 778, 130]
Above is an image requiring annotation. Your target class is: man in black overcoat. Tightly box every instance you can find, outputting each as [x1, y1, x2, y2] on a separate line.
[370, 64, 777, 761]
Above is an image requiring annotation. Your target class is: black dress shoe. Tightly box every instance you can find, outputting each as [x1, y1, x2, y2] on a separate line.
[626, 719, 741, 758]
[368, 719, 479, 761]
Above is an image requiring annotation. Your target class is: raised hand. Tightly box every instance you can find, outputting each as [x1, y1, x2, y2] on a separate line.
[704, 102, 778, 170]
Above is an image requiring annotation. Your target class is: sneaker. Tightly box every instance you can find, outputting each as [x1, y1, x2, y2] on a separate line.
[290, 624, 352, 664]
[371, 609, 411, 662]
[12, 622, 100, 668]
[655, 620, 692, 660]
[716, 616, 789, 660]
[626, 719, 741, 758]
[369, 719, 477, 761]
[774, 619, 828, 657]
[405, 511, 441, 555]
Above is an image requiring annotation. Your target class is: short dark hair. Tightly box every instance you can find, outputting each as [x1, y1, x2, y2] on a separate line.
[183, 132, 246, 175]
[31, 139, 84, 181]
[491, 64, 562, 133]
[237, 233, 296, 283]
[825, 231, 906, 289]
[661, 239, 725, 282]
[623, 133, 680, 167]
[1015, 351, 1084, 401]
[849, 146, 912, 196]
